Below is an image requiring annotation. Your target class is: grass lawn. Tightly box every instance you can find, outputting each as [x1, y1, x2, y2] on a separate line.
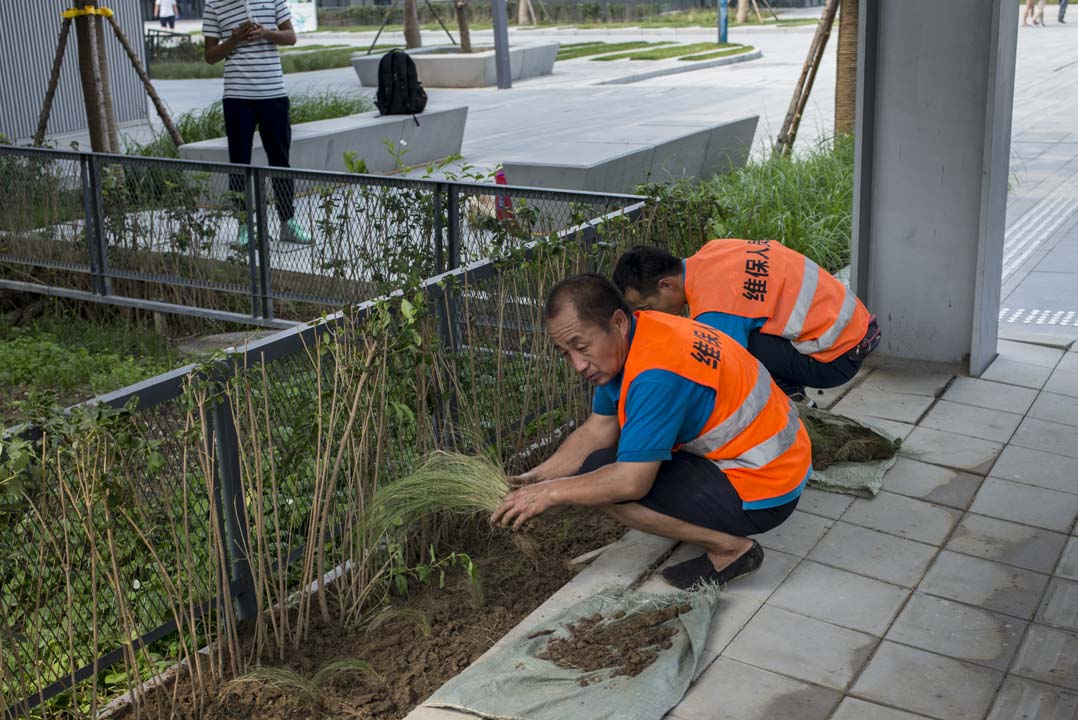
[678, 44, 754, 62]
[150, 45, 396, 79]
[591, 41, 735, 61]
[556, 41, 672, 61]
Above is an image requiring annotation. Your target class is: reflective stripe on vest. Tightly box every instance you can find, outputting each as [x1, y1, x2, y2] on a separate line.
[713, 402, 801, 472]
[618, 312, 812, 506]
[792, 281, 859, 355]
[681, 362, 772, 456]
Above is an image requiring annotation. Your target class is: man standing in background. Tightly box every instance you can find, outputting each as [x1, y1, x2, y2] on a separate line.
[154, 0, 178, 28]
[1060, 0, 1069, 23]
[203, 0, 311, 246]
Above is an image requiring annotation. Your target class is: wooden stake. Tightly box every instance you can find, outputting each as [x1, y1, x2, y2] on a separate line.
[774, 0, 839, 157]
[105, 13, 184, 147]
[95, 10, 121, 154]
[33, 18, 73, 146]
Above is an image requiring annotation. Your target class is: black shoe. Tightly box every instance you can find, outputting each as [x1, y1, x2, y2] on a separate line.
[661, 541, 764, 590]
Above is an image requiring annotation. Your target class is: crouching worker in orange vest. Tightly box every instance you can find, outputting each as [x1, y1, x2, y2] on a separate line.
[612, 241, 881, 405]
[490, 274, 812, 589]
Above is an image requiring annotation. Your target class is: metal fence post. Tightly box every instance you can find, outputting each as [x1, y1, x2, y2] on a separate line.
[253, 167, 274, 321]
[444, 185, 462, 352]
[83, 154, 109, 296]
[433, 183, 446, 274]
[244, 167, 261, 319]
[211, 385, 258, 622]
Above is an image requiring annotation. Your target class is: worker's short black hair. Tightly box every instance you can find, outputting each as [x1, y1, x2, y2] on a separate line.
[612, 246, 682, 296]
[544, 274, 632, 331]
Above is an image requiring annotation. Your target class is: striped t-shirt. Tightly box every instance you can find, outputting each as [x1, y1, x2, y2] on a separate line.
[203, 0, 291, 100]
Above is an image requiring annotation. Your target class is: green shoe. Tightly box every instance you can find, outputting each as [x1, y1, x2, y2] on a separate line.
[280, 218, 311, 245]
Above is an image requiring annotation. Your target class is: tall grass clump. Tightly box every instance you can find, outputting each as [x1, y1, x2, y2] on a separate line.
[365, 452, 509, 541]
[127, 90, 375, 158]
[641, 135, 855, 272]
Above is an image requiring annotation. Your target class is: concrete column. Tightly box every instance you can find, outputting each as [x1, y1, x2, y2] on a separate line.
[851, 0, 1018, 375]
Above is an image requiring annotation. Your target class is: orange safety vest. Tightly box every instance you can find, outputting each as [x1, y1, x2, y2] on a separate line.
[684, 239, 872, 363]
[617, 311, 812, 508]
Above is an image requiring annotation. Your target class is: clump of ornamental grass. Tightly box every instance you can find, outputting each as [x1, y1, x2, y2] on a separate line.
[366, 451, 510, 540]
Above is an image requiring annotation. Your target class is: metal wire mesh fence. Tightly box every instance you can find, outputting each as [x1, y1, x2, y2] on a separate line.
[0, 146, 641, 327]
[0, 147, 648, 718]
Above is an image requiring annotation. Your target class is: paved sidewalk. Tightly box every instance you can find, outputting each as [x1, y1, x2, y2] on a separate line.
[409, 337, 1078, 720]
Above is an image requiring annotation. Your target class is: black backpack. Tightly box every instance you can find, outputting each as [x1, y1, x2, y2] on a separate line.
[375, 49, 427, 123]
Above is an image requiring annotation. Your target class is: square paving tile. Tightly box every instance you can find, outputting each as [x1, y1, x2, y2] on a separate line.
[986, 675, 1078, 720]
[971, 477, 1078, 532]
[1012, 623, 1078, 691]
[722, 605, 877, 690]
[832, 388, 935, 425]
[900, 427, 1003, 474]
[998, 339, 1066, 368]
[830, 698, 933, 720]
[882, 458, 983, 509]
[1058, 537, 1078, 581]
[756, 511, 832, 557]
[835, 414, 916, 442]
[1060, 352, 1078, 373]
[1012, 416, 1078, 460]
[920, 400, 1023, 443]
[767, 560, 909, 636]
[671, 657, 840, 720]
[797, 487, 854, 519]
[808, 522, 937, 587]
[942, 376, 1038, 414]
[1044, 369, 1078, 399]
[859, 367, 955, 397]
[988, 444, 1078, 494]
[1036, 578, 1078, 631]
[1028, 391, 1078, 428]
[981, 358, 1053, 390]
[851, 641, 1004, 720]
[886, 593, 1026, 670]
[919, 550, 1050, 619]
[946, 513, 1067, 574]
[701, 549, 800, 654]
[842, 492, 960, 545]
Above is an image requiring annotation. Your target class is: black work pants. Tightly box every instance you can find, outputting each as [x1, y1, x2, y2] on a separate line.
[223, 96, 295, 223]
[747, 330, 861, 396]
[580, 448, 798, 537]
[1061, 0, 1069, 21]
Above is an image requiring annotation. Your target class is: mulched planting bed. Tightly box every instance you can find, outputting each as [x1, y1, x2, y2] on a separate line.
[116, 507, 625, 720]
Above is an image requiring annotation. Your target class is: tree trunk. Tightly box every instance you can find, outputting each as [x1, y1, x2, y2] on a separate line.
[736, 0, 750, 23]
[73, 2, 110, 152]
[456, 0, 473, 52]
[834, 0, 858, 137]
[95, 12, 121, 154]
[404, 0, 423, 49]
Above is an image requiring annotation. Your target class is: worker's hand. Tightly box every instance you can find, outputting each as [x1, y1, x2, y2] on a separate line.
[491, 483, 555, 531]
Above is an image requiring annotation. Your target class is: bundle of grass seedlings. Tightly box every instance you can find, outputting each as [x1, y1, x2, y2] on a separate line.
[366, 451, 510, 540]
[798, 405, 900, 471]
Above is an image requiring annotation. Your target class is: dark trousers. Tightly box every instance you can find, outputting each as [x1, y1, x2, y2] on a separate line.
[159, 15, 175, 28]
[580, 448, 798, 537]
[747, 330, 861, 396]
[1061, 0, 1069, 21]
[223, 96, 295, 223]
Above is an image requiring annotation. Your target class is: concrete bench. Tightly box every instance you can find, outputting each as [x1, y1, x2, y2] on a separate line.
[178, 106, 468, 174]
[352, 43, 559, 89]
[500, 115, 759, 194]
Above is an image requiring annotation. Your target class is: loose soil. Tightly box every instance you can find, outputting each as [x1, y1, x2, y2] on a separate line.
[116, 507, 626, 720]
[536, 603, 692, 685]
[801, 408, 899, 471]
